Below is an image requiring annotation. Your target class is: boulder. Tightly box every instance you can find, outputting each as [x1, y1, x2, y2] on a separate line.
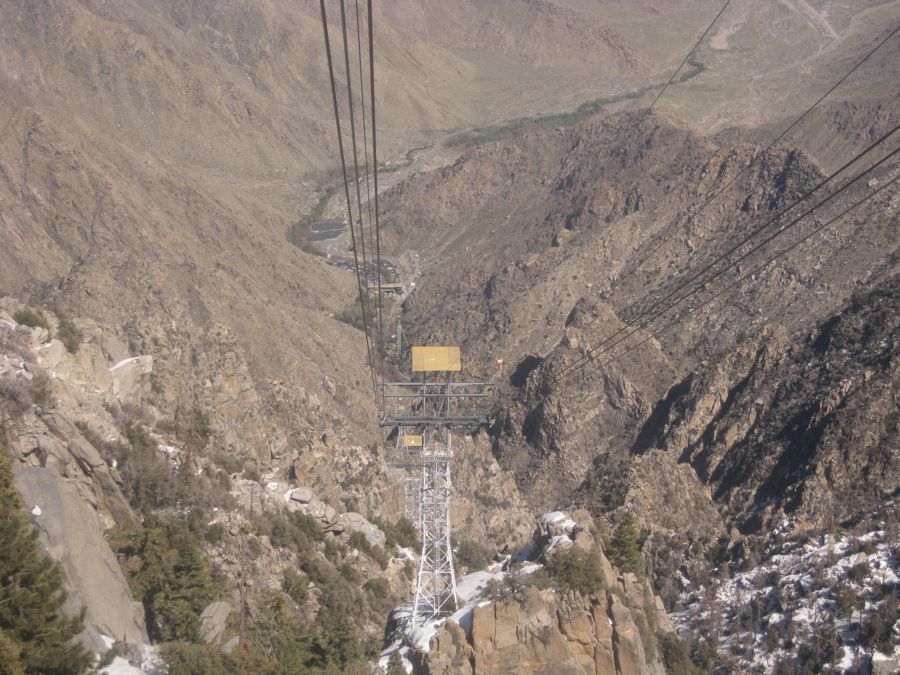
[332, 512, 385, 548]
[872, 651, 900, 675]
[200, 601, 232, 645]
[12, 467, 149, 653]
[43, 414, 105, 474]
[109, 355, 153, 403]
[38, 339, 66, 370]
[289, 487, 314, 504]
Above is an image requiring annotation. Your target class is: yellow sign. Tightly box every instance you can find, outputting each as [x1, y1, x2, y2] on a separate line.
[402, 435, 423, 447]
[411, 346, 461, 372]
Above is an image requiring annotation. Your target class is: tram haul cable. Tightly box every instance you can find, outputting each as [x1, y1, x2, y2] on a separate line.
[648, 0, 733, 110]
[551, 123, 900, 385]
[573, 173, 899, 387]
[319, 0, 380, 411]
[636, 21, 900, 273]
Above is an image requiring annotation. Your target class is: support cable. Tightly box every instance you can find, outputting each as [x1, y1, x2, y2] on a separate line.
[368, 0, 387, 417]
[635, 21, 899, 272]
[551, 123, 899, 385]
[572, 23, 900, 382]
[338, 0, 374, 313]
[354, 0, 385, 417]
[647, 0, 733, 110]
[354, 0, 383, 410]
[575, 173, 898, 385]
[550, 142, 898, 392]
[319, 0, 379, 406]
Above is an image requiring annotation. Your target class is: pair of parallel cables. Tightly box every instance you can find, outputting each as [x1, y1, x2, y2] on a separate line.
[319, 0, 386, 418]
[545, 7, 900, 391]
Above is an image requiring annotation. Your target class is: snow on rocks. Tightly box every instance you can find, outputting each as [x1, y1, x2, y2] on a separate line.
[538, 510, 577, 537]
[96, 636, 162, 674]
[672, 523, 899, 673]
[376, 510, 583, 672]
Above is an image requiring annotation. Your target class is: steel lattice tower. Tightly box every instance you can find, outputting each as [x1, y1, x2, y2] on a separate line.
[412, 430, 457, 622]
[381, 346, 491, 629]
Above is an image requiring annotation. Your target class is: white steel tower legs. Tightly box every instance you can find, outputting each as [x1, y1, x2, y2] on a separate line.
[411, 431, 458, 626]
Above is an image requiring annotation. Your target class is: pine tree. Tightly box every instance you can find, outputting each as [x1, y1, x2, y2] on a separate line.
[0, 451, 91, 675]
[156, 544, 217, 642]
[608, 512, 644, 576]
[108, 527, 217, 643]
[0, 630, 26, 675]
[385, 650, 405, 675]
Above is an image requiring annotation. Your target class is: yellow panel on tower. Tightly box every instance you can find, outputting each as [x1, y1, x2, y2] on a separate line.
[402, 434, 423, 447]
[411, 346, 461, 372]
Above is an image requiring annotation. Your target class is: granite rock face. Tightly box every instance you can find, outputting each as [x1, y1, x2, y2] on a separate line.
[439, 587, 666, 675]
[408, 512, 672, 675]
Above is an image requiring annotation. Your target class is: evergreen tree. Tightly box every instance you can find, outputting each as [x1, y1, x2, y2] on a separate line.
[385, 650, 405, 675]
[249, 591, 322, 674]
[608, 512, 644, 576]
[0, 451, 90, 675]
[156, 544, 217, 642]
[108, 527, 217, 643]
[0, 631, 26, 675]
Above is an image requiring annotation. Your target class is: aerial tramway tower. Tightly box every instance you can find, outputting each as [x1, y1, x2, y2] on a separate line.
[381, 346, 492, 627]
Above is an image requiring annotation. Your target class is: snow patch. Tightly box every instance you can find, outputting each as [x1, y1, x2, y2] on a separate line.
[110, 357, 141, 372]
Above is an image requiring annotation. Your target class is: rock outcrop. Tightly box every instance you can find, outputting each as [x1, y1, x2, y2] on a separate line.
[427, 586, 666, 675]
[394, 510, 672, 675]
[1, 303, 150, 655]
[632, 274, 900, 535]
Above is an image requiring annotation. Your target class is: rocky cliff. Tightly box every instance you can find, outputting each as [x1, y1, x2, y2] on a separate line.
[382, 510, 675, 675]
[0, 300, 416, 669]
[627, 273, 899, 536]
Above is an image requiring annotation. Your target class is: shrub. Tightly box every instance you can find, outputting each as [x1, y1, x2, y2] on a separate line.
[371, 516, 419, 551]
[608, 513, 644, 576]
[282, 568, 309, 606]
[299, 241, 325, 257]
[484, 568, 551, 600]
[160, 641, 275, 675]
[0, 630, 26, 675]
[12, 308, 47, 330]
[347, 531, 389, 570]
[860, 593, 898, 654]
[204, 523, 226, 545]
[334, 295, 374, 332]
[455, 538, 492, 573]
[90, 418, 232, 526]
[211, 451, 244, 475]
[848, 561, 870, 582]
[546, 547, 605, 595]
[55, 312, 82, 353]
[265, 511, 324, 552]
[661, 634, 704, 675]
[0, 375, 32, 418]
[243, 464, 261, 483]
[362, 577, 390, 601]
[28, 371, 51, 407]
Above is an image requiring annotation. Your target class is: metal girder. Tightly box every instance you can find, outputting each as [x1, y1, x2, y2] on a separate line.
[381, 415, 486, 427]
